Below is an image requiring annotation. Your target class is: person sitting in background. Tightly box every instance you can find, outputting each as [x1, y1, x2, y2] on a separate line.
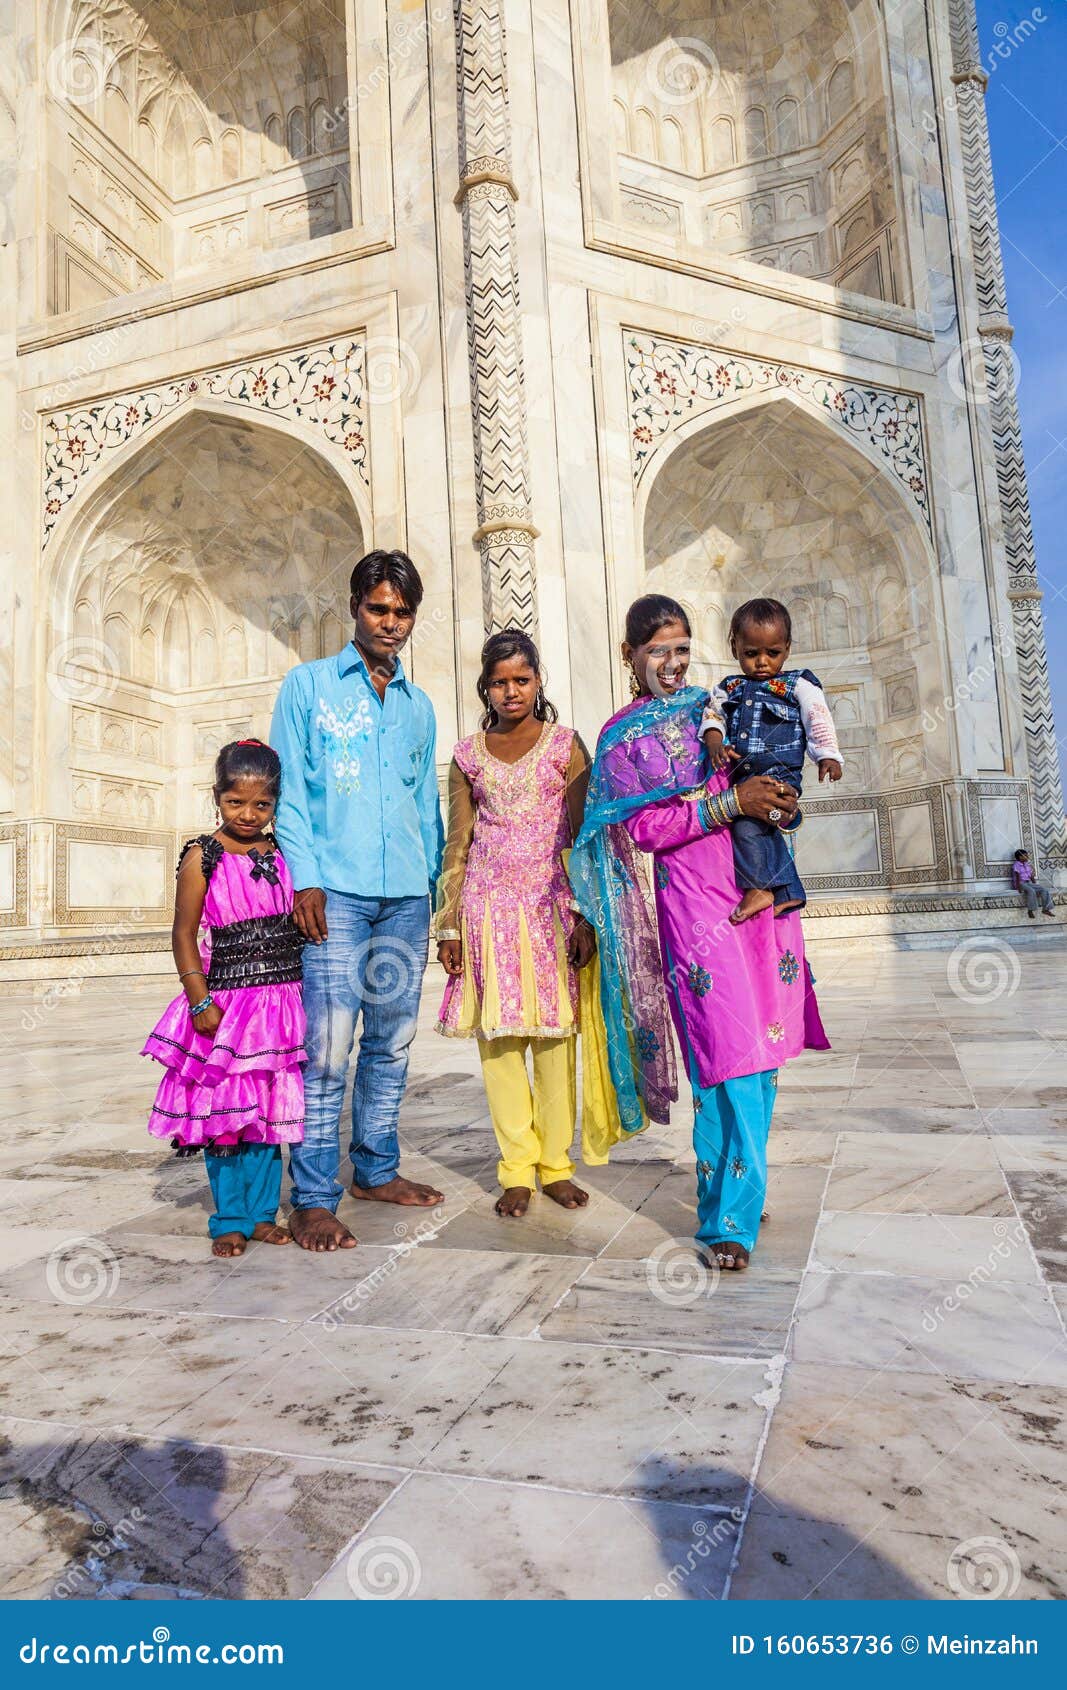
[1011, 848, 1055, 919]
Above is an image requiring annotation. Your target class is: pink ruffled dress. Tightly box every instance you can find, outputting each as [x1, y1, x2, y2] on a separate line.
[143, 837, 306, 1151]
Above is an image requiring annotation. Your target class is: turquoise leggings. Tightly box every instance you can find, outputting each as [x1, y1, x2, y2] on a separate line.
[692, 1070, 778, 1252]
[204, 1143, 283, 1240]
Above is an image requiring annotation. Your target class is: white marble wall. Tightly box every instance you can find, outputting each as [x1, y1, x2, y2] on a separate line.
[0, 0, 1057, 945]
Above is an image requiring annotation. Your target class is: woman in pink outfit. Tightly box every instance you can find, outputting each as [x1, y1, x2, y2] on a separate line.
[571, 595, 829, 1271]
[143, 740, 305, 1257]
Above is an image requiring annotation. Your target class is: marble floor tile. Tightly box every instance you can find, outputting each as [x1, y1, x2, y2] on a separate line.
[425, 1339, 770, 1505]
[420, 1164, 672, 1258]
[0, 1419, 405, 1600]
[812, 1211, 1040, 1282]
[538, 1258, 800, 1358]
[792, 1270, 1067, 1385]
[314, 1246, 586, 1339]
[155, 1324, 514, 1470]
[1003, 1169, 1067, 1283]
[0, 1228, 82, 1272]
[602, 1164, 824, 1277]
[993, 1134, 1067, 1171]
[730, 1509, 1052, 1599]
[309, 1472, 737, 1600]
[0, 1307, 300, 1430]
[748, 1363, 1067, 1560]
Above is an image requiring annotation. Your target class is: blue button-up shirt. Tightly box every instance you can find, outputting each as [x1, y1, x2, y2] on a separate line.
[270, 643, 444, 898]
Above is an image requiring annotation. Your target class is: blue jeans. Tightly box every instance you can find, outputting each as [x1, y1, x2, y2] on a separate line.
[290, 891, 430, 1211]
[730, 757, 805, 909]
[205, 1144, 283, 1240]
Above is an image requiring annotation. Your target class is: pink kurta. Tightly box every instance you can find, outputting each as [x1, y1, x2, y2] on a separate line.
[438, 723, 580, 1039]
[621, 736, 829, 1088]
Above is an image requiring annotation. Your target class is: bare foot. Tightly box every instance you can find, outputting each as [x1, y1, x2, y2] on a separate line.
[211, 1232, 247, 1258]
[730, 888, 774, 925]
[542, 1178, 589, 1210]
[250, 1221, 291, 1245]
[290, 1206, 358, 1252]
[495, 1186, 531, 1217]
[710, 1239, 749, 1270]
[773, 899, 804, 917]
[350, 1175, 443, 1208]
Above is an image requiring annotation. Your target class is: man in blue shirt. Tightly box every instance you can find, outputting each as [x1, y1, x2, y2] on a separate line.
[271, 550, 445, 1252]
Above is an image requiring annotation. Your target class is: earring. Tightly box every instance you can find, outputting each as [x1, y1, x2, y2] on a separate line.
[628, 664, 641, 700]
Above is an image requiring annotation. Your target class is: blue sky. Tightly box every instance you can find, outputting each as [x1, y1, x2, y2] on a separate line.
[977, 0, 1067, 783]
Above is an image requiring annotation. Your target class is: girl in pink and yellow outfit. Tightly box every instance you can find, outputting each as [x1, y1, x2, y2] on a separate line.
[437, 631, 620, 1216]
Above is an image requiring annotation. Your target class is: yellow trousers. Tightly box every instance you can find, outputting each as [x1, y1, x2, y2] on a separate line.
[478, 1035, 577, 1191]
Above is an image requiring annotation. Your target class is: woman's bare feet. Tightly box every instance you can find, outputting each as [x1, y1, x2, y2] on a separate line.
[350, 1175, 443, 1207]
[710, 1239, 750, 1270]
[543, 1179, 589, 1209]
[211, 1232, 247, 1258]
[730, 889, 774, 925]
[495, 1187, 531, 1217]
[250, 1221, 291, 1245]
[290, 1207, 358, 1252]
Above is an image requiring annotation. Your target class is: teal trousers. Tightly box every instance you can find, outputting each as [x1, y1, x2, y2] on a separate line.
[692, 1070, 778, 1252]
[204, 1143, 283, 1239]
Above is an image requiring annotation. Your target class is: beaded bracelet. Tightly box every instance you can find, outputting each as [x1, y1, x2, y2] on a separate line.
[189, 994, 215, 1016]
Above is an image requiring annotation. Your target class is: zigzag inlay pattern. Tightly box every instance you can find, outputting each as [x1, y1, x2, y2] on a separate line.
[454, 1, 537, 635]
[950, 0, 1066, 856]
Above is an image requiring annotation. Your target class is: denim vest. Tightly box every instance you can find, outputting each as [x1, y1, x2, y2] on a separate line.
[719, 669, 820, 781]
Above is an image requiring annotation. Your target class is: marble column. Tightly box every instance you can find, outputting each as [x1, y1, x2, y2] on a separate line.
[453, 0, 539, 634]
[949, 0, 1066, 862]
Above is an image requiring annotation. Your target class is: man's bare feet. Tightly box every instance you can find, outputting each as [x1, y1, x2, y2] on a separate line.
[211, 1232, 247, 1258]
[495, 1186, 531, 1217]
[250, 1221, 291, 1245]
[290, 1206, 358, 1252]
[730, 888, 774, 925]
[773, 899, 804, 917]
[350, 1175, 443, 1208]
[542, 1178, 589, 1209]
[710, 1239, 750, 1270]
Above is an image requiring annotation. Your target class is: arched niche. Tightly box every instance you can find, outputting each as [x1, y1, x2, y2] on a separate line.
[606, 0, 905, 305]
[44, 409, 367, 833]
[44, 0, 354, 314]
[637, 397, 949, 820]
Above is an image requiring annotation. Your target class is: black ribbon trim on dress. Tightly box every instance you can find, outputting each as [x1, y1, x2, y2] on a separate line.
[206, 914, 304, 989]
[247, 848, 281, 886]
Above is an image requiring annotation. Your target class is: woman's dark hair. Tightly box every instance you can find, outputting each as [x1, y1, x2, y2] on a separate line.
[476, 628, 559, 728]
[729, 597, 792, 646]
[213, 739, 281, 802]
[1014, 847, 1030, 861]
[349, 549, 424, 612]
[624, 594, 691, 648]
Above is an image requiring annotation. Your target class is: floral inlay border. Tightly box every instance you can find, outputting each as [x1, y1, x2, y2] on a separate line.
[626, 331, 931, 532]
[42, 338, 368, 548]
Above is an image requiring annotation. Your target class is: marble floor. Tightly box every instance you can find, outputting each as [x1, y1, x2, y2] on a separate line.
[0, 938, 1065, 1601]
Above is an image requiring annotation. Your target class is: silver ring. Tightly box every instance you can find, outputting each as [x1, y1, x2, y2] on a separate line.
[768, 806, 783, 824]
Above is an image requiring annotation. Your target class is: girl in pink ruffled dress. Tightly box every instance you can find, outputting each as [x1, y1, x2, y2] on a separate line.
[143, 740, 305, 1257]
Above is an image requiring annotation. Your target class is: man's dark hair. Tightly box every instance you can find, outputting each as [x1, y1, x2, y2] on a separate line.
[729, 597, 792, 646]
[349, 549, 424, 612]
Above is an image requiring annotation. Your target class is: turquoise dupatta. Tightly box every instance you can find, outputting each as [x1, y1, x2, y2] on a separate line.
[570, 686, 710, 1133]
